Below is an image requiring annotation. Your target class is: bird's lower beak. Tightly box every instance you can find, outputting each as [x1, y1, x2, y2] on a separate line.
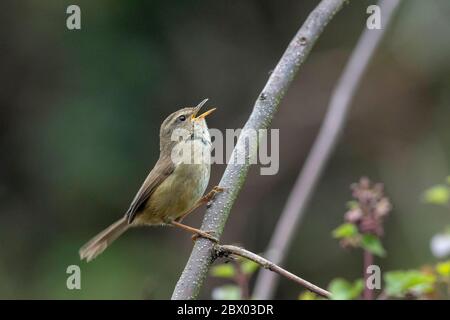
[192, 98, 216, 121]
[195, 108, 216, 120]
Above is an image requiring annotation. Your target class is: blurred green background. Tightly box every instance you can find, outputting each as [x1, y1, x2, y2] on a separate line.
[1, 0, 450, 299]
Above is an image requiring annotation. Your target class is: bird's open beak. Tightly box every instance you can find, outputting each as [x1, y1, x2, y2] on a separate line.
[192, 98, 216, 121]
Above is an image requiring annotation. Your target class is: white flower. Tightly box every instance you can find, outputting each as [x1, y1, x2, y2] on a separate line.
[430, 233, 450, 258]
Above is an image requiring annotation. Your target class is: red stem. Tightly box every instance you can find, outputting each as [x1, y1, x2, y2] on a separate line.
[233, 260, 250, 300]
[363, 250, 374, 300]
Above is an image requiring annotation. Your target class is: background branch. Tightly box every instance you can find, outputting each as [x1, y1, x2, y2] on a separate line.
[171, 0, 348, 300]
[252, 0, 402, 299]
[216, 244, 331, 298]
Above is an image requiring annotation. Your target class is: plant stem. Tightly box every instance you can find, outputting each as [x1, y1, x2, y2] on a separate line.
[231, 259, 250, 300]
[363, 249, 374, 300]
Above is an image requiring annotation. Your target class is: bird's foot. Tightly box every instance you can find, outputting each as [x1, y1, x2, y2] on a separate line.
[191, 230, 219, 243]
[206, 186, 226, 207]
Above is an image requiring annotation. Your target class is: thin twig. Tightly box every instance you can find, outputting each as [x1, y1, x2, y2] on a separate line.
[171, 0, 348, 300]
[253, 0, 402, 299]
[216, 244, 331, 299]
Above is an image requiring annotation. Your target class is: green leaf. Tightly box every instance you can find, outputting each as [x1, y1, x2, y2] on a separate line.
[332, 223, 359, 239]
[346, 201, 359, 210]
[361, 234, 386, 257]
[241, 260, 259, 275]
[328, 278, 364, 300]
[436, 261, 450, 277]
[423, 185, 450, 205]
[210, 264, 235, 278]
[446, 176, 450, 185]
[384, 270, 436, 298]
[444, 226, 450, 235]
[298, 291, 317, 300]
[211, 285, 241, 300]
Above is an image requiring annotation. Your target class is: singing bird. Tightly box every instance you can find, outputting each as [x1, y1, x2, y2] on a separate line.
[79, 99, 222, 262]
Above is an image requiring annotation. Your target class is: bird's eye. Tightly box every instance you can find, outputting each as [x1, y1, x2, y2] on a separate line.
[178, 115, 186, 122]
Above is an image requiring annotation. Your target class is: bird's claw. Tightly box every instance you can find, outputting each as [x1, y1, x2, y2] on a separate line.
[191, 230, 219, 243]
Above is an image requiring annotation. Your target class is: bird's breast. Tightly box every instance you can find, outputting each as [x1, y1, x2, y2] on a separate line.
[139, 140, 211, 225]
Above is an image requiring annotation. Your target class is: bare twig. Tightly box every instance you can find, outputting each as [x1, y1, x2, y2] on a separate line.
[216, 244, 331, 298]
[253, 0, 402, 299]
[171, 0, 348, 300]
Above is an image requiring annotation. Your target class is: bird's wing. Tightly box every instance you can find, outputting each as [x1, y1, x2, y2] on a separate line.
[125, 155, 175, 223]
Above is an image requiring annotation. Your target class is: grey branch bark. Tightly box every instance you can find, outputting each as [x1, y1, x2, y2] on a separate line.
[171, 0, 347, 300]
[216, 245, 331, 298]
[252, 0, 402, 300]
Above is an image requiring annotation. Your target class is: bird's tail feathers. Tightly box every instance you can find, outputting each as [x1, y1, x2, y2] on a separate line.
[79, 217, 129, 262]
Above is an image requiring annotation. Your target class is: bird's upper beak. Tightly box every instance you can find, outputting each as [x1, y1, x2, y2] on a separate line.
[192, 98, 216, 121]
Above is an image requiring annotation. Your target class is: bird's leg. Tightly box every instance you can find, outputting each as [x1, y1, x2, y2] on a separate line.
[175, 186, 225, 223]
[170, 220, 218, 242]
[171, 186, 225, 242]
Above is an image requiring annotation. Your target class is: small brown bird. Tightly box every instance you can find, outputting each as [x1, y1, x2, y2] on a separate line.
[79, 99, 222, 262]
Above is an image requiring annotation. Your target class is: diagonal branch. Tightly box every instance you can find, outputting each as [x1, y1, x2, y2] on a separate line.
[252, 0, 402, 300]
[171, 0, 348, 300]
[216, 244, 331, 298]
